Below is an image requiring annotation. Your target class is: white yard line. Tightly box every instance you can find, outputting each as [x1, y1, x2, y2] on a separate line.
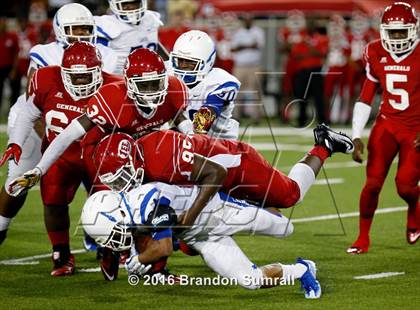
[78, 267, 101, 273]
[250, 142, 310, 151]
[314, 178, 344, 185]
[79, 265, 124, 273]
[0, 249, 86, 265]
[0, 206, 406, 265]
[1, 261, 40, 265]
[292, 206, 405, 223]
[354, 272, 405, 280]
[280, 160, 398, 171]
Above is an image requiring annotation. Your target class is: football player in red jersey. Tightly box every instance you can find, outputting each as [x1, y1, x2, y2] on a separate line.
[94, 126, 354, 227]
[8, 48, 193, 196]
[0, 41, 122, 275]
[347, 2, 420, 254]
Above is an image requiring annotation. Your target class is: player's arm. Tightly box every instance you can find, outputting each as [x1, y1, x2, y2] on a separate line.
[36, 114, 95, 173]
[180, 154, 227, 227]
[0, 95, 41, 166]
[137, 236, 173, 264]
[157, 41, 169, 61]
[127, 203, 176, 274]
[193, 83, 239, 134]
[351, 78, 379, 163]
[7, 114, 95, 196]
[174, 112, 194, 134]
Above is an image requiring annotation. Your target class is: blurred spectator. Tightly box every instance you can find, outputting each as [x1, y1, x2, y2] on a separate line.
[201, 8, 236, 74]
[231, 14, 265, 121]
[290, 21, 328, 127]
[167, 0, 198, 21]
[159, 9, 191, 52]
[278, 10, 307, 120]
[346, 11, 378, 116]
[324, 14, 350, 124]
[0, 17, 19, 111]
[9, 17, 38, 103]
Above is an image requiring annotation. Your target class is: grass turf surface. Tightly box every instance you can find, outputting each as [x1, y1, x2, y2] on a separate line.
[0, 129, 418, 309]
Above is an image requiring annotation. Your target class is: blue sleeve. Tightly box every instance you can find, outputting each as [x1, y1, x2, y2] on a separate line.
[152, 228, 173, 240]
[204, 81, 239, 117]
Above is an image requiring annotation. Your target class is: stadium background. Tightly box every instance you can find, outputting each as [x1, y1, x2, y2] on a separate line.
[0, 1, 419, 309]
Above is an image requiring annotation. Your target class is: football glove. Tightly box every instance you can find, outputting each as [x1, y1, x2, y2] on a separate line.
[125, 254, 151, 276]
[8, 167, 42, 197]
[192, 107, 216, 134]
[0, 144, 22, 166]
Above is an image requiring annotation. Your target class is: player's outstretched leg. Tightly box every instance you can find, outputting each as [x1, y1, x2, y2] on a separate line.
[45, 204, 74, 276]
[287, 124, 354, 204]
[313, 123, 354, 155]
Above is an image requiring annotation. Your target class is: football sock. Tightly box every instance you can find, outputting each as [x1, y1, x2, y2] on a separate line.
[48, 230, 70, 258]
[356, 217, 373, 245]
[407, 204, 418, 230]
[288, 163, 315, 202]
[308, 145, 330, 162]
[52, 243, 71, 260]
[280, 263, 307, 280]
[0, 215, 11, 231]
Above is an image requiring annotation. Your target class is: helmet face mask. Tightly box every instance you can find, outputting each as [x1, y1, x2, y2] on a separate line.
[103, 221, 133, 251]
[126, 73, 168, 112]
[108, 0, 147, 25]
[53, 3, 97, 46]
[380, 23, 418, 54]
[61, 65, 103, 100]
[171, 54, 205, 85]
[95, 133, 145, 193]
[63, 24, 95, 44]
[170, 30, 216, 86]
[99, 161, 144, 193]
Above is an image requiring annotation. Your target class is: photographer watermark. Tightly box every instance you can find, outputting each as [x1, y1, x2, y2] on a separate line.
[128, 273, 295, 287]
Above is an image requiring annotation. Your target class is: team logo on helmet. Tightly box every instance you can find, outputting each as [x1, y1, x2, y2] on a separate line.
[118, 140, 131, 159]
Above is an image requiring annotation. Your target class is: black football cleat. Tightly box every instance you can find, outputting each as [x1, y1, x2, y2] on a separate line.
[100, 247, 120, 281]
[0, 230, 7, 245]
[314, 124, 354, 155]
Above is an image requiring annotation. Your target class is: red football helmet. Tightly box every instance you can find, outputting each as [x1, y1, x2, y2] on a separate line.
[61, 41, 103, 100]
[380, 2, 419, 54]
[94, 132, 145, 192]
[124, 48, 168, 115]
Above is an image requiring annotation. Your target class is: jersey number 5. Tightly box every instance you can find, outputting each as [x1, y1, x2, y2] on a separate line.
[386, 74, 409, 111]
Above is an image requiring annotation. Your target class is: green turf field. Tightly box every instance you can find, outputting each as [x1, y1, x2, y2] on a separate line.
[0, 128, 418, 310]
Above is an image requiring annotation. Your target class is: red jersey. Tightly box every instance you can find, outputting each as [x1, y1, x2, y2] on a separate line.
[289, 33, 329, 71]
[83, 75, 188, 146]
[29, 66, 121, 162]
[363, 39, 420, 130]
[137, 130, 253, 188]
[137, 130, 300, 207]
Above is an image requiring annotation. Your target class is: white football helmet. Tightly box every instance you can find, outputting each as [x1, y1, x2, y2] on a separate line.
[81, 191, 133, 252]
[170, 30, 216, 86]
[108, 0, 147, 25]
[53, 3, 96, 46]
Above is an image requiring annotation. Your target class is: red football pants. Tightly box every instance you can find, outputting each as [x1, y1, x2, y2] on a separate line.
[359, 116, 420, 225]
[226, 145, 300, 208]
